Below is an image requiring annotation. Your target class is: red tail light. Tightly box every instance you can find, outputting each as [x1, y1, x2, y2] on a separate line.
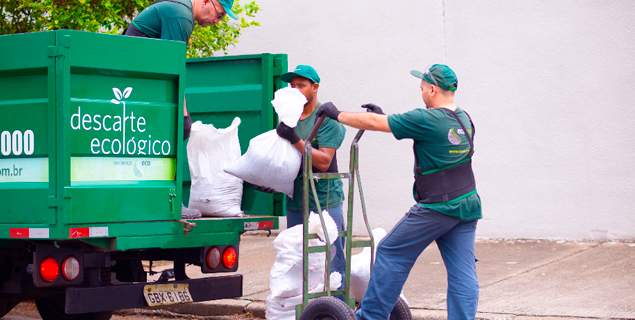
[222, 247, 237, 269]
[205, 247, 221, 269]
[40, 257, 59, 282]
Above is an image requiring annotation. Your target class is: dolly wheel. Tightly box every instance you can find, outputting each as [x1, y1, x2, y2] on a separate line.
[300, 296, 355, 320]
[389, 297, 412, 320]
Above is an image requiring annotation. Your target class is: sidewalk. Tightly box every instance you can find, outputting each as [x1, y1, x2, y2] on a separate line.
[166, 233, 635, 319]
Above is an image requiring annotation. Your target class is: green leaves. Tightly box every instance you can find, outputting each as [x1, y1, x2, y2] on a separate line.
[186, 0, 260, 58]
[0, 0, 260, 57]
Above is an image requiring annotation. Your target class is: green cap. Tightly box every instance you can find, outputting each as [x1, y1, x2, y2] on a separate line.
[281, 65, 320, 84]
[219, 0, 237, 20]
[410, 64, 458, 92]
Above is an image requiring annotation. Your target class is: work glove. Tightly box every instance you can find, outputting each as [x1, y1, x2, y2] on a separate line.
[316, 102, 341, 121]
[252, 184, 276, 193]
[361, 103, 385, 115]
[183, 114, 193, 140]
[276, 122, 300, 144]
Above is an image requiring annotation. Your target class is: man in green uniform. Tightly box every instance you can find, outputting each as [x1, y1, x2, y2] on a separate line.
[275, 65, 347, 286]
[318, 64, 481, 319]
[124, 0, 237, 139]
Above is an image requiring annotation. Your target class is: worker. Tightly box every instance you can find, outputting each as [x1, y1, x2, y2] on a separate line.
[124, 0, 237, 139]
[275, 65, 347, 288]
[317, 64, 481, 319]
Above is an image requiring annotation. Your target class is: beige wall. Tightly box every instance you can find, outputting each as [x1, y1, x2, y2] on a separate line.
[227, 0, 635, 239]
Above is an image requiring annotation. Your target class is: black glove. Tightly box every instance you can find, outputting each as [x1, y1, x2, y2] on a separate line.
[183, 114, 193, 140]
[276, 122, 300, 144]
[252, 184, 276, 193]
[316, 102, 341, 121]
[361, 103, 385, 115]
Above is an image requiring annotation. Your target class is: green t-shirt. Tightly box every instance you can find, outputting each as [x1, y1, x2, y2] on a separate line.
[286, 103, 346, 211]
[387, 107, 482, 221]
[131, 0, 194, 42]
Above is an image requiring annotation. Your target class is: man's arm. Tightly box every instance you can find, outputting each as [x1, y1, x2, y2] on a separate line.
[290, 142, 336, 172]
[275, 123, 336, 171]
[337, 112, 391, 133]
[318, 102, 392, 133]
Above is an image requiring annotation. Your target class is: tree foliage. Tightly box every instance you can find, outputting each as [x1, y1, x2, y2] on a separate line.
[0, 0, 259, 58]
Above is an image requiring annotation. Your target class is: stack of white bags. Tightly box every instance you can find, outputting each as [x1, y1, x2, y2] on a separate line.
[266, 211, 341, 320]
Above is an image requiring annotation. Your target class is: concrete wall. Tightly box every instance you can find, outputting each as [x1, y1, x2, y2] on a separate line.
[226, 0, 635, 240]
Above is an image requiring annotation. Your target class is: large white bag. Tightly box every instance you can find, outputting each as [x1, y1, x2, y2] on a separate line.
[187, 118, 243, 217]
[224, 87, 306, 197]
[266, 211, 340, 320]
[224, 130, 299, 197]
[350, 228, 408, 303]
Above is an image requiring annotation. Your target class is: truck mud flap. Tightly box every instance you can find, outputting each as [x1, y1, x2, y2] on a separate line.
[64, 274, 242, 314]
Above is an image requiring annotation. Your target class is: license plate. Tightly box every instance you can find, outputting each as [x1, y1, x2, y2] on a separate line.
[143, 283, 193, 307]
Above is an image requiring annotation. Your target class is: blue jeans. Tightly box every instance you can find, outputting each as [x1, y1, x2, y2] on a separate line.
[287, 205, 346, 289]
[356, 205, 479, 320]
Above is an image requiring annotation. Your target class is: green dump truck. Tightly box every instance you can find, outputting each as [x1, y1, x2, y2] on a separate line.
[0, 30, 287, 319]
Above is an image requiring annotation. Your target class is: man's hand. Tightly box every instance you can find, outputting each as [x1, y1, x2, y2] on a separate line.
[316, 102, 341, 121]
[361, 103, 385, 115]
[276, 122, 300, 144]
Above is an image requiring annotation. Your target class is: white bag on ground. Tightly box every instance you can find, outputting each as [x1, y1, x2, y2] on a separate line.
[350, 228, 408, 303]
[187, 118, 243, 217]
[266, 211, 339, 320]
[224, 87, 306, 197]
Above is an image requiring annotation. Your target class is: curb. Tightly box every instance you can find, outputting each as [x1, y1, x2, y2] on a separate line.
[147, 299, 624, 320]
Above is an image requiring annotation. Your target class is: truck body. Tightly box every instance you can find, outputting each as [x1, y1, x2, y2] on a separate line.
[0, 30, 286, 319]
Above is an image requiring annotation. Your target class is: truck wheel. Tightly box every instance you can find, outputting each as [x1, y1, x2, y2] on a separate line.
[35, 296, 112, 320]
[300, 296, 355, 320]
[389, 297, 412, 320]
[0, 296, 19, 318]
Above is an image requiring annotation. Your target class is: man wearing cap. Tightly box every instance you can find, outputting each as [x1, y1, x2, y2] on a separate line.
[318, 64, 480, 319]
[275, 65, 347, 287]
[124, 0, 237, 139]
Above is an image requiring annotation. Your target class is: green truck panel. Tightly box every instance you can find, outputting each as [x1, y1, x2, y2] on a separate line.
[184, 54, 288, 216]
[0, 31, 285, 250]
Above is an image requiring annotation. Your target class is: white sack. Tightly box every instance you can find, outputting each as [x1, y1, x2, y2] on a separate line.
[267, 211, 339, 315]
[350, 228, 407, 303]
[224, 87, 306, 196]
[224, 130, 300, 197]
[265, 272, 342, 320]
[271, 87, 306, 127]
[187, 118, 243, 217]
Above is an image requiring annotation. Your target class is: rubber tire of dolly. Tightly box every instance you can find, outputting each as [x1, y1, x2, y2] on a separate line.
[389, 297, 412, 320]
[300, 296, 355, 320]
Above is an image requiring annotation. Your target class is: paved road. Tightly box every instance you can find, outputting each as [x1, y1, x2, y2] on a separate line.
[4, 301, 259, 320]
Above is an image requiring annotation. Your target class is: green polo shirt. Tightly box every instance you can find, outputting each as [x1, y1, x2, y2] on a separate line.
[286, 103, 346, 211]
[387, 107, 482, 221]
[131, 0, 194, 42]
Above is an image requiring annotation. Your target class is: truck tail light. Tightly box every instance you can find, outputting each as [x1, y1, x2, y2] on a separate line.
[61, 256, 80, 281]
[39, 257, 59, 282]
[205, 247, 221, 269]
[222, 246, 238, 269]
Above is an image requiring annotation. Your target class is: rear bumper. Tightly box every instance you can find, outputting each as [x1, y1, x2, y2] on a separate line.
[64, 274, 242, 314]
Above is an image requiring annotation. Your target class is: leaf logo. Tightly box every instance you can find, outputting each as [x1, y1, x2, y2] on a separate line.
[111, 87, 133, 105]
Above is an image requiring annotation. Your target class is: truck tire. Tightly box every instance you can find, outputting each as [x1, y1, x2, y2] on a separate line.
[300, 296, 355, 320]
[35, 296, 112, 320]
[0, 296, 19, 318]
[389, 297, 412, 320]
